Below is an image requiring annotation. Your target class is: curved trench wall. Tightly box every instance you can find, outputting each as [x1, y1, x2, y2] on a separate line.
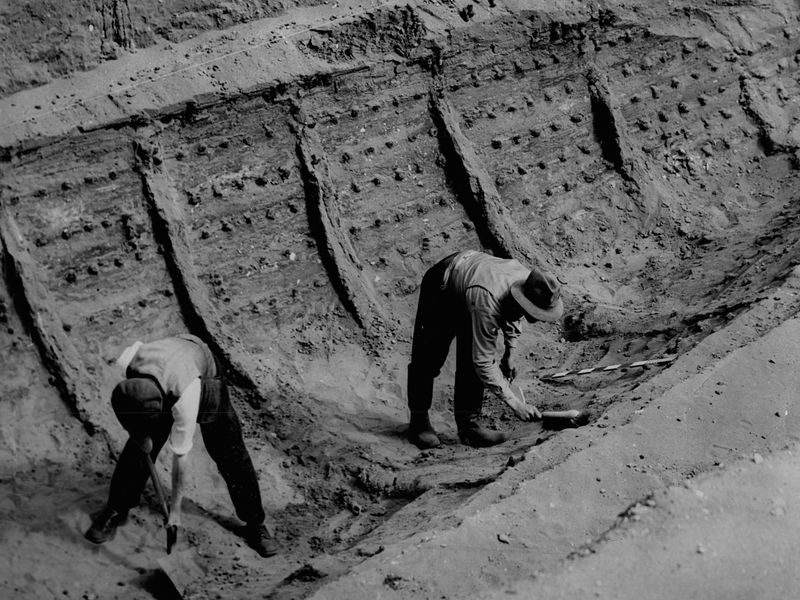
[2, 1, 800, 596]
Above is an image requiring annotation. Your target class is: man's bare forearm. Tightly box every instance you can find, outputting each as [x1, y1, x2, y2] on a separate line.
[169, 453, 189, 525]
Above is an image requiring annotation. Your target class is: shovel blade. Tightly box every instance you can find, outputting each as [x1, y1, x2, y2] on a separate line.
[157, 549, 205, 598]
[166, 525, 178, 554]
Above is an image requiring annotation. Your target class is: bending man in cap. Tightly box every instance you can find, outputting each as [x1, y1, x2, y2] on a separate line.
[407, 250, 564, 448]
[85, 333, 278, 557]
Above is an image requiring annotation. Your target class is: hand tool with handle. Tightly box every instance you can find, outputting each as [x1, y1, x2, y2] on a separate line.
[539, 408, 589, 428]
[520, 387, 588, 428]
[141, 452, 204, 598]
[144, 453, 178, 554]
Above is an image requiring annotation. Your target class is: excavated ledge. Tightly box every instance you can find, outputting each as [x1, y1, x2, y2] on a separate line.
[429, 89, 538, 264]
[134, 138, 266, 397]
[294, 122, 389, 334]
[585, 65, 661, 224]
[0, 211, 112, 443]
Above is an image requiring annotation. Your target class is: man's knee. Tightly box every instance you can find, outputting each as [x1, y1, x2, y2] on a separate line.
[408, 361, 442, 383]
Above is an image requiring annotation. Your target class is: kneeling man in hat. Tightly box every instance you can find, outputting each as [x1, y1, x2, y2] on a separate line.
[407, 250, 564, 449]
[85, 334, 278, 557]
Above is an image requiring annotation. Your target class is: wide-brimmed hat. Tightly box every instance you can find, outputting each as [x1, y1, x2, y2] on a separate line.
[111, 378, 164, 435]
[510, 269, 564, 323]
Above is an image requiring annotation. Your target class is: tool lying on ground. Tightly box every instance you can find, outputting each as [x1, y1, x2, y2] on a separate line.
[520, 388, 589, 429]
[542, 354, 677, 381]
[539, 408, 590, 428]
[144, 453, 177, 553]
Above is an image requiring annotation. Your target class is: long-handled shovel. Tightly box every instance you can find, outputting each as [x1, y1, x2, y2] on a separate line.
[144, 454, 204, 598]
[144, 453, 177, 553]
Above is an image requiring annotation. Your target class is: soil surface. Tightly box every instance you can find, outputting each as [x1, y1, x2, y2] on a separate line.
[2, 0, 800, 599]
[497, 444, 800, 600]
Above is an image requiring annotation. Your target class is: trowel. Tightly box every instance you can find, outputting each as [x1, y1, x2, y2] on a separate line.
[145, 454, 205, 598]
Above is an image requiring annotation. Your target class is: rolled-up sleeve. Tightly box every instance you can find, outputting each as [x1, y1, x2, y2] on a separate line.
[168, 378, 201, 456]
[501, 319, 521, 351]
[466, 288, 516, 403]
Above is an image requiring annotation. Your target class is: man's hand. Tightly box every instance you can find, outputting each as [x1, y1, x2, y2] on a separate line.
[165, 460, 183, 553]
[500, 351, 517, 383]
[167, 509, 182, 528]
[509, 395, 541, 422]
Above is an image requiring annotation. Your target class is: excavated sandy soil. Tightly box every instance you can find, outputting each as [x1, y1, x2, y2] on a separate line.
[2, 0, 800, 598]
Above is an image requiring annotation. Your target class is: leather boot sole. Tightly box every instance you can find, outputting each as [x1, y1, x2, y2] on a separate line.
[458, 428, 507, 448]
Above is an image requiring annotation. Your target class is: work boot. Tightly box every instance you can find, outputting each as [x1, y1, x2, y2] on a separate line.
[458, 423, 507, 448]
[408, 413, 441, 449]
[84, 506, 128, 544]
[246, 523, 279, 557]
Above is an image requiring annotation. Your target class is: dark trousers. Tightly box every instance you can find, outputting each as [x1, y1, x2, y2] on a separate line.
[407, 253, 484, 430]
[107, 382, 265, 525]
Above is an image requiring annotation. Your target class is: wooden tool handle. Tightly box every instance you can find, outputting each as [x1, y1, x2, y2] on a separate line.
[144, 453, 177, 553]
[540, 409, 581, 420]
[144, 453, 170, 522]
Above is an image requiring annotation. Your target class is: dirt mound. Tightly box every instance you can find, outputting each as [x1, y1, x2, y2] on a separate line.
[2, 0, 800, 598]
